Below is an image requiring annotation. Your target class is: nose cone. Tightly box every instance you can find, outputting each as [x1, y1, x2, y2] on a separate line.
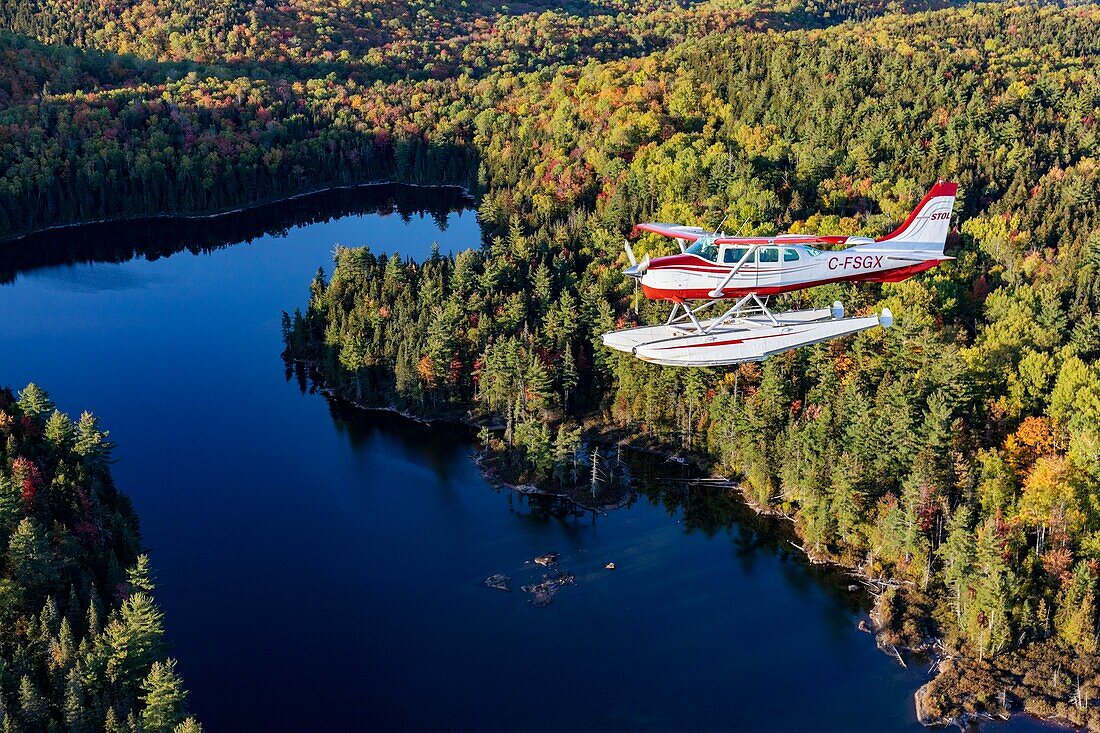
[623, 254, 650, 279]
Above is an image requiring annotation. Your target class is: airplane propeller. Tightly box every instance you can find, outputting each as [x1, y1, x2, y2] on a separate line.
[623, 240, 649, 279]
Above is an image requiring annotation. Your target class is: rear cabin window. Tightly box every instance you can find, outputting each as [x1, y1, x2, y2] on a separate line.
[723, 247, 749, 264]
[758, 247, 779, 263]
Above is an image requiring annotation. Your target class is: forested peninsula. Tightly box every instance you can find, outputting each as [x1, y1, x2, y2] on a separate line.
[4, 0, 1100, 729]
[0, 385, 200, 733]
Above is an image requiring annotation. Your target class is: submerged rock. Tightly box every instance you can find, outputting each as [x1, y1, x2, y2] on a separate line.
[483, 573, 511, 592]
[522, 571, 575, 607]
[533, 551, 560, 567]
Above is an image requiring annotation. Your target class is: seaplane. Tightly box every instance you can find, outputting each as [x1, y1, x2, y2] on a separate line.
[602, 181, 958, 367]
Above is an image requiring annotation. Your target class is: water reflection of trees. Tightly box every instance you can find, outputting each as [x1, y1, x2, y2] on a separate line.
[625, 452, 869, 616]
[0, 183, 472, 284]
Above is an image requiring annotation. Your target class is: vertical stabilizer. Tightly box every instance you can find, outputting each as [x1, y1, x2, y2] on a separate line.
[876, 181, 958, 254]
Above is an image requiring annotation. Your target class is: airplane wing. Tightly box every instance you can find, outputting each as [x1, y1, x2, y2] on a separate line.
[635, 224, 846, 246]
[712, 234, 849, 246]
[633, 223, 709, 241]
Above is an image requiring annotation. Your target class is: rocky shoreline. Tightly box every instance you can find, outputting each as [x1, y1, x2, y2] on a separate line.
[298, 365, 1089, 732]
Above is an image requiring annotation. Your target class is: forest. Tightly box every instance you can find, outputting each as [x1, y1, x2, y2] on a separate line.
[0, 385, 200, 732]
[279, 2, 1100, 727]
[3, 0, 1100, 728]
[0, 1, 965, 239]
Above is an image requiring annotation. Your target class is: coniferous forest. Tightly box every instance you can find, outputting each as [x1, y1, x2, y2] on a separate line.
[3, 0, 1100, 730]
[0, 386, 198, 732]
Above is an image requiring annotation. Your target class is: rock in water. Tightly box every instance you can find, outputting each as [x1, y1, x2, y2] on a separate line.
[483, 573, 511, 592]
[533, 551, 560, 567]
[605, 562, 616, 570]
[521, 571, 575, 607]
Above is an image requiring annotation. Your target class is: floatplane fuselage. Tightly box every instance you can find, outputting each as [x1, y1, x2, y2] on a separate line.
[602, 181, 958, 367]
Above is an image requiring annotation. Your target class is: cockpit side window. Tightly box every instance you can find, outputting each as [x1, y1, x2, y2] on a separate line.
[686, 239, 719, 262]
[783, 248, 800, 262]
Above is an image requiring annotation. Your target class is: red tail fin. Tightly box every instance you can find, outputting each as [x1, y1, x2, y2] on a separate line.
[877, 181, 957, 253]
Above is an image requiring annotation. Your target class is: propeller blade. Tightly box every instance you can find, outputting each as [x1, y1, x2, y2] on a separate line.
[624, 240, 637, 266]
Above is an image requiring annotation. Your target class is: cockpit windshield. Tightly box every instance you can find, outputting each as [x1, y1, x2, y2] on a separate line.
[686, 239, 719, 262]
[804, 246, 824, 257]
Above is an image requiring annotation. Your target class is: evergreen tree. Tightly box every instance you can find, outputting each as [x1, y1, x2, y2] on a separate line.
[44, 410, 75, 451]
[1054, 562, 1098, 653]
[140, 660, 188, 733]
[16, 384, 54, 424]
[18, 675, 47, 728]
[98, 593, 167, 689]
[938, 504, 975, 624]
[7, 518, 59, 601]
[126, 555, 156, 595]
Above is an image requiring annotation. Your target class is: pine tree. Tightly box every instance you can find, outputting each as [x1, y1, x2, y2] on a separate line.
[560, 345, 578, 412]
[16, 384, 54, 424]
[104, 707, 123, 733]
[127, 555, 156, 595]
[8, 517, 60, 600]
[86, 591, 103, 638]
[971, 519, 1014, 659]
[18, 675, 48, 728]
[99, 593, 167, 688]
[140, 660, 188, 733]
[44, 410, 75, 450]
[531, 262, 552, 319]
[1054, 562, 1098, 653]
[174, 718, 203, 733]
[63, 667, 91, 732]
[524, 353, 553, 417]
[938, 504, 974, 624]
[74, 412, 113, 468]
[58, 617, 76, 670]
[0, 473, 20, 533]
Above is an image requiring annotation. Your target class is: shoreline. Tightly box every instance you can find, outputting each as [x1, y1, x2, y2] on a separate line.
[288, 355, 644, 512]
[0, 179, 476, 245]
[309, 377, 637, 513]
[312, 378, 1076, 733]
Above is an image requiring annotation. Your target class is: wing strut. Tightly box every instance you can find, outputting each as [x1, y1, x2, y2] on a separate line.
[707, 243, 760, 298]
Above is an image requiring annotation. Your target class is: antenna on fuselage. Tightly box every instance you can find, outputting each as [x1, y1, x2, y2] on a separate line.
[714, 211, 731, 236]
[716, 210, 748, 238]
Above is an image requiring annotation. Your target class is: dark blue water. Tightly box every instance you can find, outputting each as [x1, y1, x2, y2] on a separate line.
[0, 186, 1051, 732]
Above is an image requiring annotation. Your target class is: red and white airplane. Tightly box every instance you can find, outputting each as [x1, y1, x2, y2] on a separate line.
[602, 180, 958, 366]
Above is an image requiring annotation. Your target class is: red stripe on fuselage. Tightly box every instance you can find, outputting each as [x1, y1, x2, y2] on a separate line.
[641, 259, 945, 302]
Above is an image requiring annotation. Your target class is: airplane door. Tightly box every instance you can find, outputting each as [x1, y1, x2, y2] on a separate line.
[755, 246, 782, 289]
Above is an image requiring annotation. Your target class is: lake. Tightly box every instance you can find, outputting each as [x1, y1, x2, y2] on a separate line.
[0, 185, 1050, 732]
